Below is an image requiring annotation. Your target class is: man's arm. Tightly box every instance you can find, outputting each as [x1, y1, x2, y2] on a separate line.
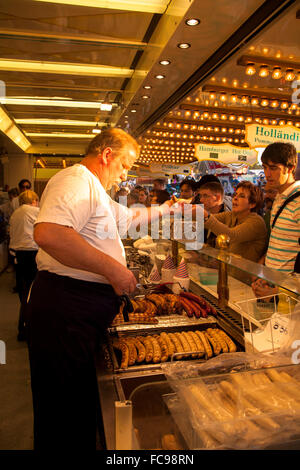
[34, 222, 137, 295]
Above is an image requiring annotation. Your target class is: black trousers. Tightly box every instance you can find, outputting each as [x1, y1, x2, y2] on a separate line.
[27, 270, 120, 451]
[15, 250, 38, 335]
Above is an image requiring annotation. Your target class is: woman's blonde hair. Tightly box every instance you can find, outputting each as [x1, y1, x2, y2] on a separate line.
[19, 190, 39, 206]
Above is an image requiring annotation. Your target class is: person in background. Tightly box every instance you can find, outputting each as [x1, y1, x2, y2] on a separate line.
[8, 187, 20, 215]
[252, 142, 300, 298]
[192, 175, 232, 210]
[179, 178, 196, 200]
[149, 189, 171, 205]
[18, 179, 32, 193]
[198, 181, 230, 245]
[9, 190, 39, 341]
[262, 182, 278, 240]
[138, 187, 150, 206]
[114, 187, 128, 204]
[153, 178, 166, 191]
[200, 181, 267, 262]
[127, 191, 139, 207]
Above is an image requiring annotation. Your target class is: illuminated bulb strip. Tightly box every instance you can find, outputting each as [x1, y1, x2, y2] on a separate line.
[0, 58, 140, 78]
[15, 118, 105, 126]
[0, 106, 31, 151]
[25, 132, 94, 138]
[32, 0, 169, 14]
[1, 98, 112, 109]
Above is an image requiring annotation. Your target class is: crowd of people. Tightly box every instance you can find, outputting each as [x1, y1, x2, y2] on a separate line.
[0, 129, 299, 451]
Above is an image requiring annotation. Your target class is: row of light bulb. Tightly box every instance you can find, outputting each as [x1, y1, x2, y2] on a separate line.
[184, 93, 298, 111]
[245, 64, 299, 81]
[157, 115, 299, 126]
[150, 127, 245, 135]
[142, 135, 245, 148]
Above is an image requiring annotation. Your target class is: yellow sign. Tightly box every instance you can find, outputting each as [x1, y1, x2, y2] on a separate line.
[194, 143, 258, 165]
[245, 123, 300, 150]
[149, 163, 192, 176]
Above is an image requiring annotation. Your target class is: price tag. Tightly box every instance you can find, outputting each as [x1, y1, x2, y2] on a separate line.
[268, 314, 290, 346]
[244, 313, 290, 353]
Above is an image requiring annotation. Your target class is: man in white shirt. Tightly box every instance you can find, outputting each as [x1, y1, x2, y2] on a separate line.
[9, 190, 39, 340]
[27, 128, 176, 451]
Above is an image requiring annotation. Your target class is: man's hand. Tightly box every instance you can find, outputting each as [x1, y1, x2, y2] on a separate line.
[251, 278, 278, 300]
[106, 264, 137, 296]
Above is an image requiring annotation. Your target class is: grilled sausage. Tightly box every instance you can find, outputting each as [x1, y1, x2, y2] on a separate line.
[195, 330, 213, 359]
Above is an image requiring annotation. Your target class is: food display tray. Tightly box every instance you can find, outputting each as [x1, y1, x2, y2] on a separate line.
[107, 314, 216, 335]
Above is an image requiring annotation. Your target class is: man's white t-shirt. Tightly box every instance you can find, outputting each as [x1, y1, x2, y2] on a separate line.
[35, 164, 131, 284]
[9, 204, 40, 251]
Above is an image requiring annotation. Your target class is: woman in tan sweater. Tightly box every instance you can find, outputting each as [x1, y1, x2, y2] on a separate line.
[203, 181, 268, 262]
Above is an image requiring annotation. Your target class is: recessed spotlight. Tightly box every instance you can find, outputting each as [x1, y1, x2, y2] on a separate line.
[142, 95, 150, 99]
[143, 85, 151, 89]
[185, 18, 200, 26]
[159, 60, 171, 65]
[131, 109, 137, 113]
[177, 43, 191, 49]
[155, 74, 165, 79]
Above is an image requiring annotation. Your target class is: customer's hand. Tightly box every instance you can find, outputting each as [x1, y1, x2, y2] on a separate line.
[251, 279, 278, 300]
[107, 264, 137, 296]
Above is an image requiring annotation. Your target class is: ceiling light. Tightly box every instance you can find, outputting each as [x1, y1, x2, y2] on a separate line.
[251, 97, 259, 106]
[142, 95, 150, 99]
[185, 18, 200, 26]
[131, 109, 137, 113]
[245, 63, 256, 75]
[259, 65, 269, 77]
[159, 60, 171, 65]
[177, 43, 191, 49]
[0, 97, 112, 109]
[0, 58, 135, 78]
[143, 85, 151, 89]
[231, 94, 238, 103]
[36, 159, 45, 168]
[26, 132, 94, 138]
[92, 123, 101, 134]
[272, 67, 282, 79]
[155, 74, 165, 79]
[285, 69, 295, 81]
[15, 118, 101, 126]
[33, 0, 169, 14]
[220, 93, 227, 102]
[100, 103, 112, 111]
[281, 101, 289, 109]
[260, 98, 269, 107]
[270, 100, 279, 108]
[241, 95, 249, 105]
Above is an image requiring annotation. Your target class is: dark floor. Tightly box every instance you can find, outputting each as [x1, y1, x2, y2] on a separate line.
[0, 270, 33, 450]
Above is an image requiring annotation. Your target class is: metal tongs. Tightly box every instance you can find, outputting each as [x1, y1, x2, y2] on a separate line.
[118, 293, 134, 322]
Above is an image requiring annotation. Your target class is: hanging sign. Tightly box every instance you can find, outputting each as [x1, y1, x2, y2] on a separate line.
[149, 163, 192, 176]
[194, 143, 258, 165]
[245, 123, 300, 150]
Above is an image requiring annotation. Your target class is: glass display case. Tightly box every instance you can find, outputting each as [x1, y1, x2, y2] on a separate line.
[96, 237, 300, 450]
[126, 363, 300, 450]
